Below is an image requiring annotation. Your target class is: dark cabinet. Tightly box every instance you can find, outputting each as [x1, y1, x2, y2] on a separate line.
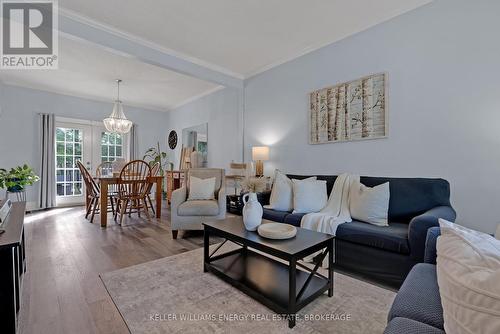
[0, 202, 26, 334]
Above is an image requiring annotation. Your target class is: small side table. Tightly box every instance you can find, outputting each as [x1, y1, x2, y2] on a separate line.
[226, 194, 243, 215]
[166, 170, 185, 204]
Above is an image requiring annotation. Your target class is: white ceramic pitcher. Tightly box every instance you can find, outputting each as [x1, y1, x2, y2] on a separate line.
[242, 192, 263, 231]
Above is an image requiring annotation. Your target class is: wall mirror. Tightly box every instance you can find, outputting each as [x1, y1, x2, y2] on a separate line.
[180, 123, 208, 169]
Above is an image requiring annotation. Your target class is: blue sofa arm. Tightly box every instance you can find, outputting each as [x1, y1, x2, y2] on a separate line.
[408, 206, 456, 261]
[424, 227, 441, 264]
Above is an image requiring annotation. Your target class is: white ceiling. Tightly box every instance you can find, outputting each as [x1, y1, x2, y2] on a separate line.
[1, 1, 432, 112]
[59, 0, 432, 77]
[0, 37, 221, 111]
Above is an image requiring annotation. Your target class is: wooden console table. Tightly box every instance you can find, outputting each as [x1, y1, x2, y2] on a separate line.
[166, 170, 186, 204]
[0, 202, 26, 334]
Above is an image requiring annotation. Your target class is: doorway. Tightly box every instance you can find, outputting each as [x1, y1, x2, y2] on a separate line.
[55, 118, 128, 206]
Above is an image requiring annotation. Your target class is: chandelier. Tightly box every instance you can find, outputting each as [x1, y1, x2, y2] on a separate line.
[103, 79, 133, 134]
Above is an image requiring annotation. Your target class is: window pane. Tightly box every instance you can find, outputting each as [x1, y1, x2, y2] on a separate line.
[74, 156, 82, 164]
[65, 143, 73, 155]
[116, 135, 122, 145]
[116, 146, 122, 157]
[65, 157, 73, 168]
[65, 129, 74, 142]
[74, 170, 81, 181]
[74, 130, 82, 142]
[74, 143, 81, 155]
[101, 145, 108, 157]
[56, 170, 64, 182]
[56, 128, 65, 141]
[65, 183, 72, 196]
[101, 132, 109, 145]
[57, 183, 64, 196]
[65, 170, 73, 182]
[57, 143, 65, 155]
[57, 156, 64, 168]
[74, 183, 82, 195]
[109, 146, 115, 157]
[109, 134, 115, 144]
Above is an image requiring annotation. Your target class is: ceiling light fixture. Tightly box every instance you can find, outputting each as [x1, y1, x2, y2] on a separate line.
[103, 79, 133, 134]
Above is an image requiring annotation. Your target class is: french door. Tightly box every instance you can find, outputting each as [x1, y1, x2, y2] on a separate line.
[55, 118, 128, 206]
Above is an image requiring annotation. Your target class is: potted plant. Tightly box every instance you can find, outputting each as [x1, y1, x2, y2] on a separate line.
[0, 164, 40, 192]
[143, 142, 171, 198]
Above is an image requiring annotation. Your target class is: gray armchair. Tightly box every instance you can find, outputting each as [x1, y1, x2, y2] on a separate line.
[170, 168, 226, 239]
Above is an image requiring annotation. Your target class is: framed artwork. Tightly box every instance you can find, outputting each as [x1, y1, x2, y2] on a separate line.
[309, 72, 387, 144]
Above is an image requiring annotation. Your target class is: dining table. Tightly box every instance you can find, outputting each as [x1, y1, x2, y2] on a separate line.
[91, 175, 164, 228]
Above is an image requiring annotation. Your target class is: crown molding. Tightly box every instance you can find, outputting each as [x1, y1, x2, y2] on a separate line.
[242, 39, 340, 80]
[58, 8, 245, 81]
[168, 85, 225, 111]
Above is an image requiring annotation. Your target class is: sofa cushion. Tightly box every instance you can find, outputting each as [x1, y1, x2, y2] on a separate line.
[287, 174, 451, 223]
[283, 213, 306, 227]
[178, 200, 219, 216]
[384, 317, 444, 334]
[262, 208, 288, 223]
[388, 263, 444, 329]
[336, 221, 410, 254]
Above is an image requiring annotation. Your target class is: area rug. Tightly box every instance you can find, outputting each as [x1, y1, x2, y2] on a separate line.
[100, 245, 395, 334]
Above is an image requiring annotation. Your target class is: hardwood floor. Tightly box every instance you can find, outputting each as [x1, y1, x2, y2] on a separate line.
[19, 204, 217, 334]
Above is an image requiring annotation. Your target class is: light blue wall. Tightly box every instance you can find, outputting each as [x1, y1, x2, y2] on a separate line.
[0, 83, 168, 207]
[166, 87, 242, 170]
[243, 0, 500, 232]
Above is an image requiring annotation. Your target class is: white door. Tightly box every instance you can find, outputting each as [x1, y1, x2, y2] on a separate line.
[55, 119, 128, 207]
[55, 122, 92, 206]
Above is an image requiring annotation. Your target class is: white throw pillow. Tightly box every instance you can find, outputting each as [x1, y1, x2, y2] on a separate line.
[437, 219, 500, 334]
[292, 179, 327, 214]
[188, 176, 216, 200]
[349, 181, 390, 226]
[265, 170, 316, 212]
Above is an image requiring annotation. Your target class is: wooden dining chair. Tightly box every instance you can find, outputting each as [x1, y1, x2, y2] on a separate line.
[96, 161, 118, 212]
[114, 160, 152, 225]
[77, 161, 101, 223]
[144, 162, 161, 215]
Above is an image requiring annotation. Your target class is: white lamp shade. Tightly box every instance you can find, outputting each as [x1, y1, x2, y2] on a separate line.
[252, 146, 269, 161]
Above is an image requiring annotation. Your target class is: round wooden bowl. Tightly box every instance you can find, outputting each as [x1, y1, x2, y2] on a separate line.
[257, 223, 297, 240]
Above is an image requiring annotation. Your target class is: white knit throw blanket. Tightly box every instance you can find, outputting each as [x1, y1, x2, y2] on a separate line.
[300, 173, 360, 236]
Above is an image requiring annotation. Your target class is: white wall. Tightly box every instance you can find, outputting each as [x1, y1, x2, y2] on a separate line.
[243, 0, 500, 233]
[0, 83, 168, 208]
[166, 87, 241, 170]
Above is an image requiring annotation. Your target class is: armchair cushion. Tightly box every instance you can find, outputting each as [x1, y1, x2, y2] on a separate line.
[408, 206, 456, 260]
[178, 200, 219, 216]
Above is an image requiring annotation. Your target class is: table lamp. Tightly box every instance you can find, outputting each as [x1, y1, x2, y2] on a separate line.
[252, 146, 269, 177]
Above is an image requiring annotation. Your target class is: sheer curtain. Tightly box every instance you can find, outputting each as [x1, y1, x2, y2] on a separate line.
[39, 113, 56, 209]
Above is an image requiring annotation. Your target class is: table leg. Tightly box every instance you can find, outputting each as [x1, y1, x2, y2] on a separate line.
[289, 257, 297, 328]
[203, 228, 209, 272]
[100, 181, 108, 228]
[328, 239, 334, 297]
[155, 177, 162, 219]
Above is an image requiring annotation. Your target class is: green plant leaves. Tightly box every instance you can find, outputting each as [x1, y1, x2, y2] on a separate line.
[0, 164, 40, 189]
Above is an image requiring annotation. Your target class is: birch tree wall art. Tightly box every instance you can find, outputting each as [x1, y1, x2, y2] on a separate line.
[309, 73, 387, 144]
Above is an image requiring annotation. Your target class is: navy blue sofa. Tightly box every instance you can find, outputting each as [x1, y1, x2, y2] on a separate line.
[258, 174, 456, 287]
[384, 227, 444, 333]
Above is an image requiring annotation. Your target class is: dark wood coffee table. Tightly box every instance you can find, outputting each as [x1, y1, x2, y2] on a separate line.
[203, 218, 334, 328]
